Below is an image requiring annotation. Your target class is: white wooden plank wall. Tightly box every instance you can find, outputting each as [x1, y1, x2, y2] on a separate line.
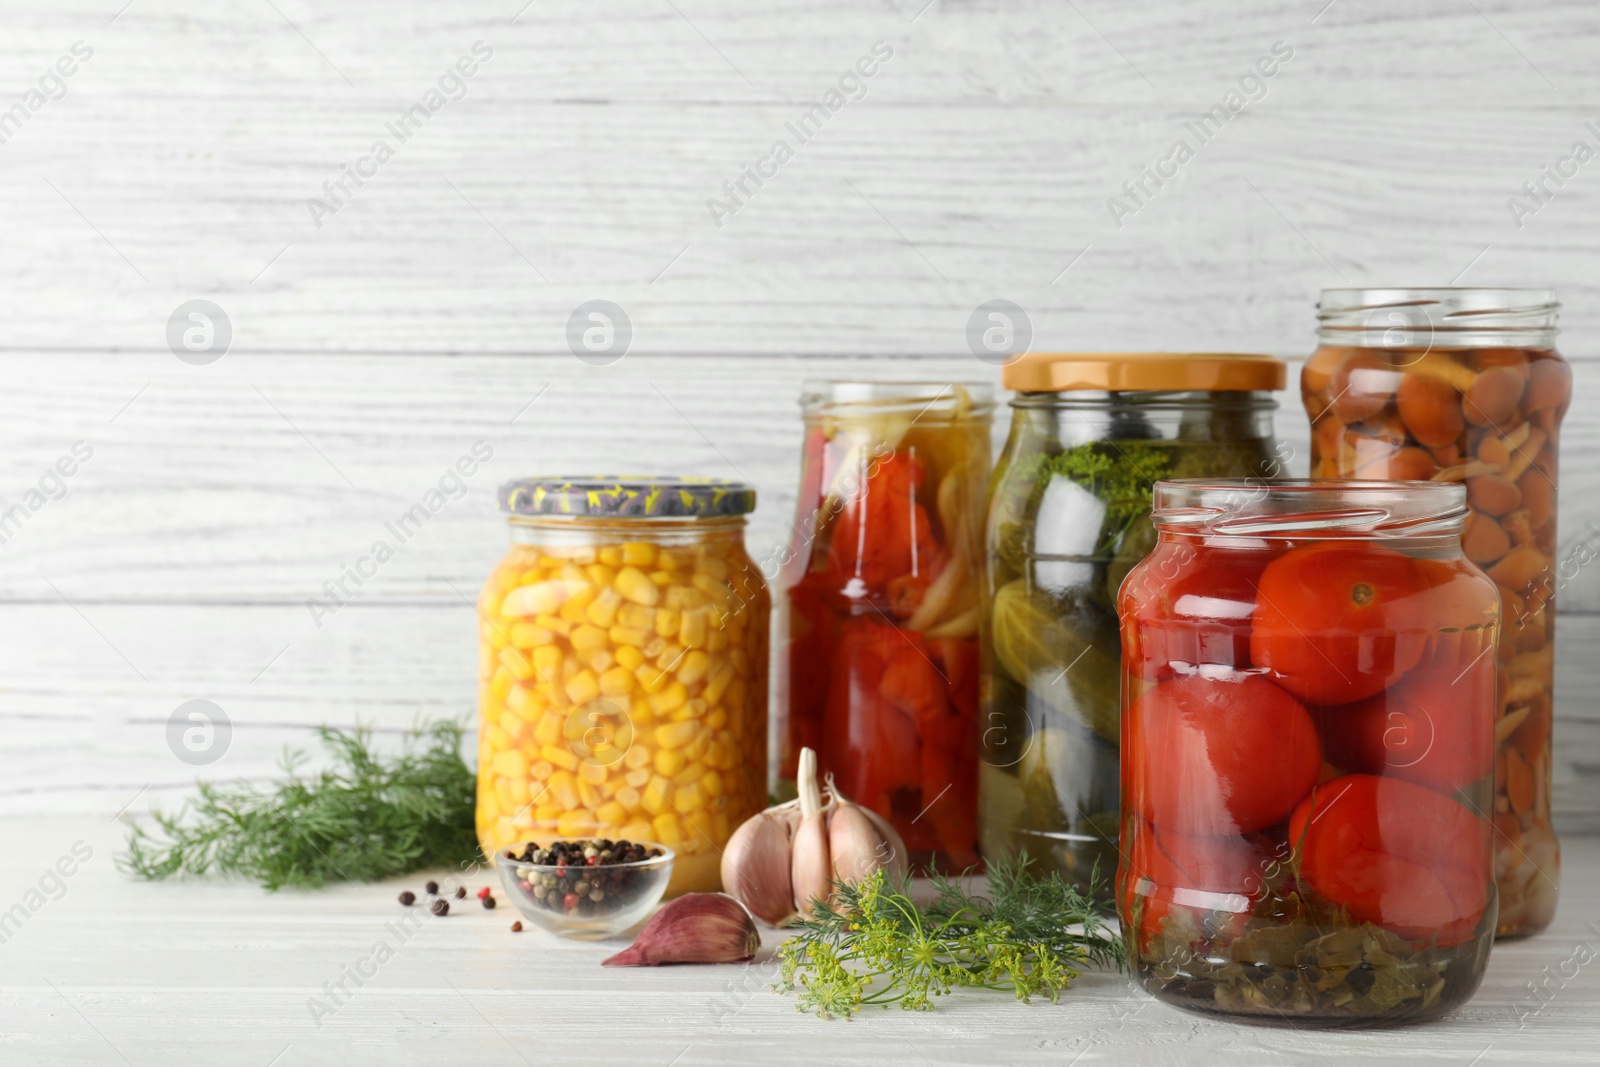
[0, 1, 1597, 830]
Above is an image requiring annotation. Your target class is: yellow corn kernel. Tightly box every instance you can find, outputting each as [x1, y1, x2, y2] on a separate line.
[614, 645, 645, 671]
[654, 748, 687, 778]
[509, 622, 554, 649]
[585, 562, 617, 588]
[649, 682, 689, 717]
[656, 549, 681, 572]
[558, 810, 598, 837]
[530, 759, 554, 781]
[654, 644, 686, 673]
[615, 567, 660, 606]
[485, 724, 511, 752]
[505, 684, 538, 721]
[625, 767, 651, 788]
[491, 749, 528, 779]
[498, 646, 534, 682]
[496, 710, 528, 742]
[654, 719, 697, 750]
[724, 678, 747, 714]
[678, 608, 709, 649]
[692, 573, 730, 608]
[608, 625, 651, 648]
[484, 624, 508, 652]
[630, 695, 655, 727]
[541, 744, 581, 772]
[578, 760, 608, 786]
[585, 587, 622, 628]
[649, 570, 673, 586]
[598, 666, 634, 697]
[676, 649, 710, 687]
[673, 783, 702, 811]
[701, 769, 724, 798]
[635, 666, 669, 695]
[652, 607, 679, 637]
[495, 778, 515, 813]
[684, 728, 710, 762]
[532, 645, 563, 683]
[533, 613, 570, 637]
[548, 770, 578, 809]
[596, 800, 628, 825]
[565, 669, 600, 705]
[673, 761, 706, 787]
[534, 801, 563, 824]
[667, 703, 699, 724]
[704, 740, 726, 770]
[507, 776, 532, 806]
[706, 706, 727, 731]
[624, 744, 652, 771]
[652, 812, 682, 848]
[618, 604, 654, 631]
[697, 555, 730, 582]
[641, 776, 671, 814]
[621, 542, 657, 567]
[577, 779, 602, 809]
[620, 818, 653, 841]
[703, 663, 734, 706]
[583, 649, 614, 674]
[534, 711, 563, 747]
[490, 666, 514, 702]
[616, 785, 642, 811]
[570, 625, 607, 653]
[707, 627, 728, 653]
[494, 816, 515, 843]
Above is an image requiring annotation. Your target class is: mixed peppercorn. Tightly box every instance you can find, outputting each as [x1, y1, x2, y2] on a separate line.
[505, 839, 665, 918]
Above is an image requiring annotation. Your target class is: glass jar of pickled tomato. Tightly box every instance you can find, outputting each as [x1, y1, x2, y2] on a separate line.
[980, 353, 1287, 898]
[777, 382, 992, 870]
[476, 477, 769, 896]
[1119, 480, 1499, 1025]
[1306, 288, 1567, 937]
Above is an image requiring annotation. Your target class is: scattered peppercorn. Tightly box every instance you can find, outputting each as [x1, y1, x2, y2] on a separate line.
[511, 921, 523, 932]
[454, 886, 466, 900]
[477, 887, 492, 899]
[425, 880, 439, 895]
[431, 899, 449, 916]
[398, 891, 416, 906]
[483, 896, 497, 910]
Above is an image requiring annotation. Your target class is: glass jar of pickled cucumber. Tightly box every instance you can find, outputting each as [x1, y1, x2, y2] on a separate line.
[1306, 289, 1568, 937]
[777, 382, 992, 871]
[476, 476, 769, 896]
[1119, 480, 1499, 1025]
[980, 353, 1287, 898]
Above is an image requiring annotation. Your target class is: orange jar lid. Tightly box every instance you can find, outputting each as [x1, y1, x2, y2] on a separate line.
[1002, 352, 1286, 392]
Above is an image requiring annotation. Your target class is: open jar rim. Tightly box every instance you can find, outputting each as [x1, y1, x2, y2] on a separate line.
[800, 380, 994, 421]
[1151, 478, 1467, 538]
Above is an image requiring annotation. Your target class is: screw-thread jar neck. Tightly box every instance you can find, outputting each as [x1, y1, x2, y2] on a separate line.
[1317, 288, 1558, 350]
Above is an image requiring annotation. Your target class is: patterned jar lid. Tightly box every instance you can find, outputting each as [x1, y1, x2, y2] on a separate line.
[498, 476, 756, 519]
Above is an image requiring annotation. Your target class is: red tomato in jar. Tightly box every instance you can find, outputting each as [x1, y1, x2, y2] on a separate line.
[1123, 542, 1277, 679]
[1250, 542, 1428, 704]
[1313, 658, 1495, 795]
[823, 450, 944, 609]
[1122, 822, 1279, 955]
[1289, 774, 1489, 947]
[1126, 674, 1321, 836]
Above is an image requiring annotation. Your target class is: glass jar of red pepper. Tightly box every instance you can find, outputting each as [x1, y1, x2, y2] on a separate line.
[1119, 479, 1499, 1025]
[777, 382, 992, 870]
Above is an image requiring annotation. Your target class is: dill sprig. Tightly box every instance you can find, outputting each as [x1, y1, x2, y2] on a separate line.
[775, 854, 1124, 1019]
[119, 720, 480, 890]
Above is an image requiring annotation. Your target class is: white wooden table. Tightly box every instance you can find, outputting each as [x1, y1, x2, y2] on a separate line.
[2, 816, 1595, 1066]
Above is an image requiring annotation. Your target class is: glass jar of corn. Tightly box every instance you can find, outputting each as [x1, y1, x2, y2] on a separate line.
[476, 476, 769, 895]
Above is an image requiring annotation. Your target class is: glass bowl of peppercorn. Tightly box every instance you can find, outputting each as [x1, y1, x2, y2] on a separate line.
[496, 839, 674, 940]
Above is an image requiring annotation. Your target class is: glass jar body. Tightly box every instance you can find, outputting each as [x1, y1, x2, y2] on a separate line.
[979, 391, 1282, 898]
[1305, 289, 1568, 937]
[777, 383, 992, 871]
[476, 516, 769, 896]
[1118, 481, 1499, 1026]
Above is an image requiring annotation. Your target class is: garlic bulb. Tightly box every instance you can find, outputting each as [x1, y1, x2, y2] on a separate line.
[719, 747, 903, 926]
